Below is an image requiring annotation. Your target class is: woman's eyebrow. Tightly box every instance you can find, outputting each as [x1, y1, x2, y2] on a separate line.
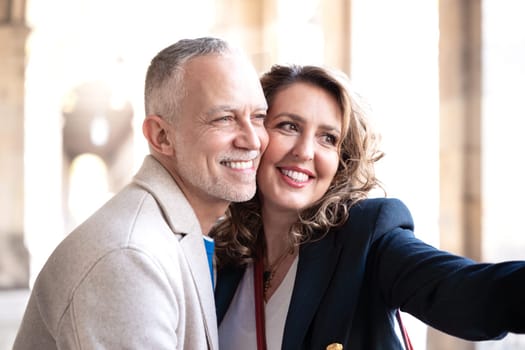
[272, 112, 304, 122]
[273, 113, 341, 134]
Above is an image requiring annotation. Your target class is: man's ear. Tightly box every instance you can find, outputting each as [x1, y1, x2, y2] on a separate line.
[142, 115, 174, 156]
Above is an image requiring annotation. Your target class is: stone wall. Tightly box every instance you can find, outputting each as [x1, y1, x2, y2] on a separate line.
[0, 6, 30, 289]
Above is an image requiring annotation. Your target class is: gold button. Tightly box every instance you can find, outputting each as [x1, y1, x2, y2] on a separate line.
[326, 343, 343, 350]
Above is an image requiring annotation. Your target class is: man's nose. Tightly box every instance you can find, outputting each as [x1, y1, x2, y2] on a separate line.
[234, 120, 265, 150]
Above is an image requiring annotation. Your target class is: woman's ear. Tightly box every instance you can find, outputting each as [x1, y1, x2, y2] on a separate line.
[142, 115, 174, 156]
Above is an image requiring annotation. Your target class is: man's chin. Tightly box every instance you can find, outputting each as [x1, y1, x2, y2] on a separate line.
[224, 184, 256, 203]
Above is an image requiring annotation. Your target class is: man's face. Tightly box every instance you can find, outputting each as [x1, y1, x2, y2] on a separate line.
[166, 53, 268, 210]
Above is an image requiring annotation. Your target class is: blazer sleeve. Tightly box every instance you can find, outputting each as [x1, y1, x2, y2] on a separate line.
[362, 198, 525, 340]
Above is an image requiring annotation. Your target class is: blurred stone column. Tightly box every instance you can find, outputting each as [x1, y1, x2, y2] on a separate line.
[211, 0, 268, 71]
[431, 0, 482, 349]
[321, 0, 351, 75]
[0, 0, 30, 289]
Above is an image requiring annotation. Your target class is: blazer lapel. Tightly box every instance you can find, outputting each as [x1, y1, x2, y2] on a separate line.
[283, 215, 375, 349]
[282, 233, 342, 349]
[215, 265, 245, 324]
[180, 233, 219, 350]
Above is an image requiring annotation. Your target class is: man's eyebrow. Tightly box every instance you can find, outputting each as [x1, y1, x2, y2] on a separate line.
[254, 104, 268, 111]
[206, 104, 268, 115]
[206, 105, 235, 115]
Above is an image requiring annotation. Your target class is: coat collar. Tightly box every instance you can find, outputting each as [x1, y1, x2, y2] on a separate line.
[132, 155, 202, 237]
[133, 155, 219, 349]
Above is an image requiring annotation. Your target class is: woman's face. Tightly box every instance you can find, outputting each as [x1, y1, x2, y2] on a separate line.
[257, 82, 342, 214]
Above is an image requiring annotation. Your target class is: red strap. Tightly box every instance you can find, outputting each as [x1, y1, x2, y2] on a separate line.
[396, 310, 414, 350]
[254, 259, 267, 350]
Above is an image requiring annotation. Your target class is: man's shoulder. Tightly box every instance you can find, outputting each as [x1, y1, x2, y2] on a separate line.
[72, 183, 183, 254]
[30, 183, 186, 330]
[37, 184, 174, 287]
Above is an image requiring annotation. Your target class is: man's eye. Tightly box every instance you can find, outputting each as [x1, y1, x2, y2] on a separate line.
[252, 114, 267, 125]
[214, 116, 233, 123]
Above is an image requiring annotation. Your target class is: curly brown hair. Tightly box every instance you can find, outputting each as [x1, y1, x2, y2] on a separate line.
[211, 64, 384, 267]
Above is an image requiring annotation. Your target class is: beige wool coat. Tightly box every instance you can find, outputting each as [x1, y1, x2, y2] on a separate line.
[13, 155, 218, 350]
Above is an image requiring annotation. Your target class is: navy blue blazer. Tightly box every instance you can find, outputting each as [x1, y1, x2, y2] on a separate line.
[215, 198, 525, 349]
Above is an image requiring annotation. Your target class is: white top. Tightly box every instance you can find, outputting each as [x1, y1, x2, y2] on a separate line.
[219, 256, 299, 350]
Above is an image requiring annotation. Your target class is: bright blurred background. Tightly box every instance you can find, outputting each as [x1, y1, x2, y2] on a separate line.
[1, 0, 525, 349]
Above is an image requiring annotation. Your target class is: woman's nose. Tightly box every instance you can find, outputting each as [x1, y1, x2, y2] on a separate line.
[292, 137, 314, 161]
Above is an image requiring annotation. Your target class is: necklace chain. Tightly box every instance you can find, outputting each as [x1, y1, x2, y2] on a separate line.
[262, 249, 292, 299]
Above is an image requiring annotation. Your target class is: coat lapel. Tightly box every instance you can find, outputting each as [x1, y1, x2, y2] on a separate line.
[282, 233, 342, 349]
[215, 265, 245, 324]
[180, 234, 219, 350]
[133, 156, 219, 350]
[283, 216, 374, 349]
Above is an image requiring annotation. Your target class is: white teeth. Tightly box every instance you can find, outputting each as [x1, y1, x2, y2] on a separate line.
[281, 169, 309, 182]
[223, 160, 253, 169]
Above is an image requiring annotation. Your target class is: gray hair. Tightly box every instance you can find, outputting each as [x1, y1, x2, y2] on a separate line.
[144, 37, 233, 123]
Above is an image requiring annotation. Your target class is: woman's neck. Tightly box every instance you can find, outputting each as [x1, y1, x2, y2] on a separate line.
[260, 205, 299, 301]
[260, 205, 297, 262]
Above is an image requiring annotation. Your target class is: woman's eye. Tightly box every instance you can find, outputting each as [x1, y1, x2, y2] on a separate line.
[323, 134, 338, 145]
[277, 121, 298, 132]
